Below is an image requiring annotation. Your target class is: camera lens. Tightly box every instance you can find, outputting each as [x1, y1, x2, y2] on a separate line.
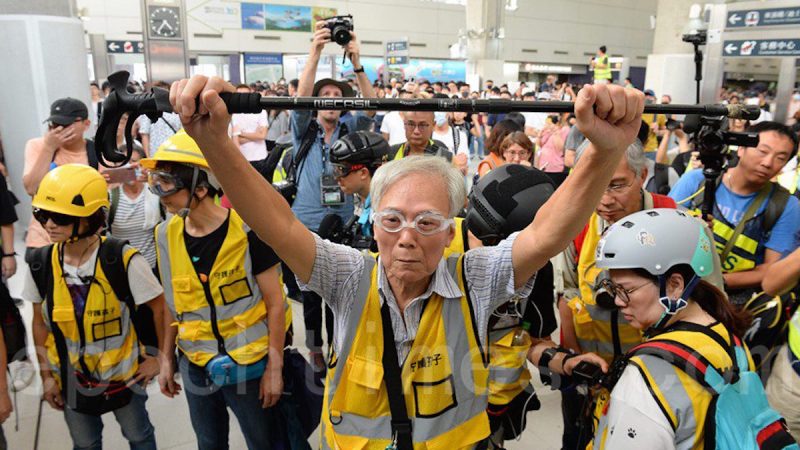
[332, 26, 352, 46]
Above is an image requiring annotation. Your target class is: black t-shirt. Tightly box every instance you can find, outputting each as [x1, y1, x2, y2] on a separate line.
[183, 212, 280, 279]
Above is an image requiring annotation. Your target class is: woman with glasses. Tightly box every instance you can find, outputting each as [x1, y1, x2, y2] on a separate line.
[22, 164, 164, 449]
[477, 119, 523, 179]
[169, 75, 645, 448]
[146, 131, 289, 450]
[589, 208, 795, 450]
[500, 131, 534, 166]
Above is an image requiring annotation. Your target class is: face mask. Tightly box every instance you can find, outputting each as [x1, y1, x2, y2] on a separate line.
[645, 98, 655, 105]
[793, 93, 800, 101]
[434, 112, 448, 126]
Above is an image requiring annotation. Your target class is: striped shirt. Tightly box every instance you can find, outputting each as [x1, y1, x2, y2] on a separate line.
[109, 189, 157, 268]
[302, 232, 534, 364]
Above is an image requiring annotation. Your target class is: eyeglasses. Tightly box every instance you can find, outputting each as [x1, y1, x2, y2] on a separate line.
[33, 208, 76, 227]
[597, 278, 652, 305]
[371, 210, 454, 236]
[147, 171, 185, 197]
[604, 180, 635, 195]
[332, 163, 365, 179]
[404, 122, 431, 131]
[503, 150, 531, 159]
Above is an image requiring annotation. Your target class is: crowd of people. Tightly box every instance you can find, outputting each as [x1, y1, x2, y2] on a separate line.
[1, 17, 800, 450]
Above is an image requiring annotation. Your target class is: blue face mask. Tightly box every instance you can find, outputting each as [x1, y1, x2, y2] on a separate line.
[434, 112, 448, 126]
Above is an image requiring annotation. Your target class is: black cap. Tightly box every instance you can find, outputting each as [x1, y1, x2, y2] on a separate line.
[46, 98, 88, 125]
[312, 78, 354, 98]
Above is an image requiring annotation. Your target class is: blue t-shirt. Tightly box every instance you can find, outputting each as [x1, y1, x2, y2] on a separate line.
[669, 169, 800, 257]
[290, 110, 374, 232]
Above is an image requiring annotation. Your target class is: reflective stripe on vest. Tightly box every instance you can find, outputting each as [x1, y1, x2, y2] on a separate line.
[155, 210, 269, 367]
[321, 253, 490, 449]
[611, 323, 754, 450]
[487, 328, 532, 405]
[691, 189, 773, 274]
[574, 212, 642, 363]
[789, 311, 800, 360]
[43, 239, 140, 384]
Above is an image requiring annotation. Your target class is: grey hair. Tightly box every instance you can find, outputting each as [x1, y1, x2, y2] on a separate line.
[574, 139, 647, 177]
[371, 155, 466, 217]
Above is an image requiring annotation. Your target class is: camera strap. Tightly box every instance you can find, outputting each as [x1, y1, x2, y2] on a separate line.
[719, 182, 771, 263]
[380, 301, 413, 450]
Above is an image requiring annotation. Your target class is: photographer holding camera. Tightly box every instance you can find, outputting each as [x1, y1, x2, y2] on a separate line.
[319, 131, 390, 252]
[290, 17, 376, 370]
[669, 121, 800, 306]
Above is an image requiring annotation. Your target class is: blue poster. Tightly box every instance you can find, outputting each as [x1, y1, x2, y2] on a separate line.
[244, 53, 283, 65]
[241, 3, 265, 30]
[264, 5, 312, 32]
[340, 57, 466, 83]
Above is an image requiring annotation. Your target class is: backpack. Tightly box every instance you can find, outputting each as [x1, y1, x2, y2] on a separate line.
[28, 238, 158, 354]
[630, 327, 798, 450]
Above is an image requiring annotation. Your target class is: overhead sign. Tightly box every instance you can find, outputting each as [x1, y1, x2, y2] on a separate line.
[723, 39, 800, 57]
[106, 40, 144, 54]
[726, 7, 800, 28]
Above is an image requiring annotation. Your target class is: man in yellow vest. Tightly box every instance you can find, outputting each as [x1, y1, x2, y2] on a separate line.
[591, 46, 612, 84]
[764, 246, 800, 442]
[168, 73, 644, 448]
[390, 110, 453, 161]
[148, 131, 287, 449]
[24, 164, 164, 449]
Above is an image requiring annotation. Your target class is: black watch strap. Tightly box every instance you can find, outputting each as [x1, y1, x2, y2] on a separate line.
[353, 66, 365, 73]
[540, 347, 559, 369]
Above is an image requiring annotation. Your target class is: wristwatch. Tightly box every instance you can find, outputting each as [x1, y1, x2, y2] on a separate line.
[540, 347, 559, 369]
[1, 252, 16, 258]
[353, 66, 365, 73]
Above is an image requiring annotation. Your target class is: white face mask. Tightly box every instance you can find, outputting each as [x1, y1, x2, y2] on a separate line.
[434, 112, 448, 126]
[793, 93, 800, 101]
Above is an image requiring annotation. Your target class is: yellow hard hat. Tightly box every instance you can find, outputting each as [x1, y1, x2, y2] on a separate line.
[32, 164, 109, 217]
[140, 129, 209, 170]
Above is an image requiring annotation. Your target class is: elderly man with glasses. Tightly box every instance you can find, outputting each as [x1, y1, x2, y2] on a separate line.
[169, 75, 643, 448]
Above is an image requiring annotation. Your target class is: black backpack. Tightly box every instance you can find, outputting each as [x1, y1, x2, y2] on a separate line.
[28, 238, 158, 354]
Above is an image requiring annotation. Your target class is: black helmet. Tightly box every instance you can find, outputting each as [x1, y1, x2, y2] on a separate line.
[330, 131, 391, 168]
[466, 164, 555, 244]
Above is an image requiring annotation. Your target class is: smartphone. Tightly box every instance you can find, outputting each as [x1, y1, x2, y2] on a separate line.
[105, 166, 137, 184]
[572, 360, 603, 386]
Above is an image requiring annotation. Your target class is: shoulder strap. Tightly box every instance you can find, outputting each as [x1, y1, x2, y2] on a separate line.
[98, 238, 136, 316]
[28, 245, 54, 300]
[380, 301, 413, 450]
[289, 121, 319, 182]
[85, 140, 98, 170]
[763, 183, 791, 233]
[159, 116, 178, 133]
[108, 187, 120, 227]
[720, 182, 772, 263]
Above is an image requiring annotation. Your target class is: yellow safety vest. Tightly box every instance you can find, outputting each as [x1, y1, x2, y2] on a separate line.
[43, 239, 141, 386]
[321, 254, 490, 449]
[789, 311, 800, 361]
[593, 55, 611, 81]
[593, 322, 755, 450]
[272, 147, 292, 183]
[155, 210, 272, 367]
[443, 218, 533, 405]
[569, 211, 642, 363]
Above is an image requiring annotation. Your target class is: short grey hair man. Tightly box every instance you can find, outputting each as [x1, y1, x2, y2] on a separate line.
[371, 155, 466, 218]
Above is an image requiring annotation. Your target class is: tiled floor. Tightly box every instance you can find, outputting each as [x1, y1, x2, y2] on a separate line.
[3, 230, 565, 450]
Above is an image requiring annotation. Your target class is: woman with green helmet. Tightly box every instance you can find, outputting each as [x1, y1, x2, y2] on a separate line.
[591, 208, 796, 449]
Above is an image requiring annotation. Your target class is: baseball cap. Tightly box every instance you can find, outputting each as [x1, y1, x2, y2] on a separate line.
[46, 98, 89, 126]
[643, 89, 656, 97]
[312, 79, 354, 98]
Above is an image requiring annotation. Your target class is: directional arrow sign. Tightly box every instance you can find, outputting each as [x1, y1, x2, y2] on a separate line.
[723, 39, 800, 57]
[726, 7, 800, 28]
[106, 40, 143, 54]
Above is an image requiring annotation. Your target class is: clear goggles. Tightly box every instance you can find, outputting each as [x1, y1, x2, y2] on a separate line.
[147, 170, 185, 197]
[371, 210, 454, 236]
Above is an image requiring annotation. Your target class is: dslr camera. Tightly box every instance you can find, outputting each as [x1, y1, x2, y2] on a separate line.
[324, 15, 354, 46]
[318, 214, 375, 251]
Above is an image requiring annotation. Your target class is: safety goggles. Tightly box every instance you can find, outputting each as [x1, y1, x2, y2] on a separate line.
[332, 163, 366, 179]
[33, 208, 76, 227]
[147, 170, 185, 197]
[371, 210, 454, 236]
